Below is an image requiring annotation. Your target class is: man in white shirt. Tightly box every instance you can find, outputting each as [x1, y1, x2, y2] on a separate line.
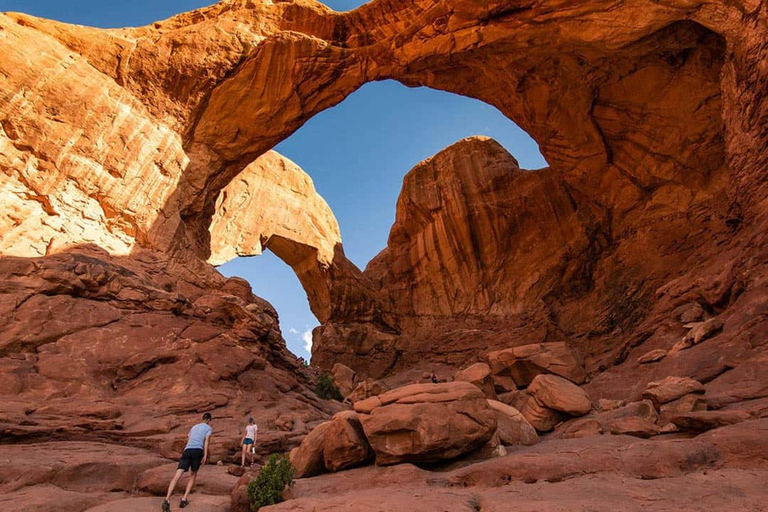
[162, 412, 213, 511]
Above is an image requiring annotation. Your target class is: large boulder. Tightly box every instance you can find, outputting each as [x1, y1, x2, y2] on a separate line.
[670, 318, 724, 354]
[556, 400, 659, 439]
[331, 363, 357, 398]
[659, 393, 708, 426]
[347, 379, 388, 403]
[322, 411, 373, 472]
[642, 376, 705, 409]
[486, 400, 538, 446]
[671, 410, 754, 432]
[487, 342, 586, 388]
[355, 382, 496, 465]
[290, 422, 331, 479]
[138, 462, 239, 496]
[512, 391, 566, 433]
[528, 374, 592, 416]
[455, 362, 496, 399]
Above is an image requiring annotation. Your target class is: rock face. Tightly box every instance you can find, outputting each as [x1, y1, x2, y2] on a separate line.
[3, 0, 767, 384]
[0, 248, 334, 448]
[486, 400, 538, 447]
[290, 422, 332, 479]
[512, 391, 567, 433]
[322, 411, 373, 472]
[330, 363, 357, 399]
[487, 343, 587, 388]
[557, 400, 660, 439]
[270, 421, 768, 512]
[2, 0, 768, 509]
[290, 411, 373, 478]
[208, 151, 342, 322]
[528, 375, 592, 416]
[642, 377, 705, 409]
[355, 382, 497, 465]
[454, 362, 496, 399]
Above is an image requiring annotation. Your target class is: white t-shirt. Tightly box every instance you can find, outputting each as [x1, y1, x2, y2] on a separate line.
[245, 424, 258, 440]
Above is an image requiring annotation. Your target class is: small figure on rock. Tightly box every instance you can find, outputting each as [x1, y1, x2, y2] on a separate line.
[162, 412, 213, 511]
[430, 371, 440, 384]
[241, 416, 259, 467]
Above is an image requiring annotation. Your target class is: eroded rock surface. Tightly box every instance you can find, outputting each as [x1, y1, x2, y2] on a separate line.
[2, 0, 768, 509]
[356, 382, 497, 465]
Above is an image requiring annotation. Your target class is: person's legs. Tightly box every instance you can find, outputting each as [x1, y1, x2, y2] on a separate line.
[241, 443, 247, 466]
[182, 470, 197, 501]
[165, 469, 185, 500]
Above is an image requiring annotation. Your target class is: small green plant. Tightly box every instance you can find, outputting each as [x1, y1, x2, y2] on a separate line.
[247, 453, 295, 511]
[314, 372, 343, 401]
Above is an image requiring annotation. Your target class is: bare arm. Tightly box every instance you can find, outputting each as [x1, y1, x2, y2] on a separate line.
[202, 435, 210, 465]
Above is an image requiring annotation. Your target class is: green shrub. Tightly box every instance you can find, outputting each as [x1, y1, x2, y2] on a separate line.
[247, 453, 295, 511]
[314, 372, 343, 401]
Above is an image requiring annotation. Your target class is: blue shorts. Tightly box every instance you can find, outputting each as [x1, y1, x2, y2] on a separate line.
[243, 438, 254, 445]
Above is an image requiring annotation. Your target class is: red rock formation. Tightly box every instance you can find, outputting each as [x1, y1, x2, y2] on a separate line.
[2, 0, 768, 508]
[208, 150, 342, 321]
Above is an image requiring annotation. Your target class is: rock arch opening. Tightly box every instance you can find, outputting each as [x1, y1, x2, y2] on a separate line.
[203, 18, 730, 375]
[2, 0, 745, 386]
[208, 80, 546, 358]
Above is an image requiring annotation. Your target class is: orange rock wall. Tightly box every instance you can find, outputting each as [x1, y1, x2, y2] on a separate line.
[1, 0, 767, 420]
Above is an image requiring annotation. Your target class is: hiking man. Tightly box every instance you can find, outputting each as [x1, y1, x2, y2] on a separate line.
[241, 417, 258, 467]
[162, 412, 213, 511]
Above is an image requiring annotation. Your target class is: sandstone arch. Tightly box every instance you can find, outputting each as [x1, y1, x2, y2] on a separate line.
[1, 0, 766, 381]
[4, 4, 768, 508]
[207, 150, 341, 322]
[3, 0, 761, 262]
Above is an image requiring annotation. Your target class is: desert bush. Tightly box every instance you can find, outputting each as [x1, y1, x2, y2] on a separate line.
[247, 453, 295, 511]
[315, 372, 343, 401]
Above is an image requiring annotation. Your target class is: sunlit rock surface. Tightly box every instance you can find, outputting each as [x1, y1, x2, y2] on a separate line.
[1, 0, 768, 509]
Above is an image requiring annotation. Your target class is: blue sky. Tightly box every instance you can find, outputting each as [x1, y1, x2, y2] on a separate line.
[7, 0, 546, 359]
[1, 1, 372, 26]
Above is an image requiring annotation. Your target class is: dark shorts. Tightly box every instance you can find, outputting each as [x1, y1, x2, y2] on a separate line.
[178, 448, 204, 472]
[243, 438, 254, 446]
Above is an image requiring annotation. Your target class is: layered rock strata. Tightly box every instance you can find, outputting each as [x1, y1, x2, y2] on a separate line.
[2, 0, 768, 509]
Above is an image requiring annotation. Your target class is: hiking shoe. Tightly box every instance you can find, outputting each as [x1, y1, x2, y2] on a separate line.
[161, 499, 171, 512]
[180, 499, 189, 508]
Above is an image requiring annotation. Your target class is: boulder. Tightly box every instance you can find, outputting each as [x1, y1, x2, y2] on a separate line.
[357, 382, 496, 465]
[528, 374, 592, 416]
[659, 393, 708, 425]
[322, 411, 373, 472]
[455, 362, 496, 399]
[487, 342, 586, 387]
[670, 318, 724, 354]
[556, 400, 659, 439]
[138, 463, 238, 496]
[347, 379, 388, 403]
[678, 302, 705, 323]
[487, 400, 538, 446]
[671, 410, 753, 432]
[637, 349, 667, 364]
[512, 391, 566, 433]
[354, 381, 483, 413]
[331, 363, 357, 398]
[491, 374, 518, 393]
[598, 399, 627, 412]
[290, 422, 331, 479]
[642, 377, 705, 408]
[496, 391, 519, 406]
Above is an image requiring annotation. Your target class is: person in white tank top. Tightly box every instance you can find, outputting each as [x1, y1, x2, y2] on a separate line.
[241, 417, 258, 467]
